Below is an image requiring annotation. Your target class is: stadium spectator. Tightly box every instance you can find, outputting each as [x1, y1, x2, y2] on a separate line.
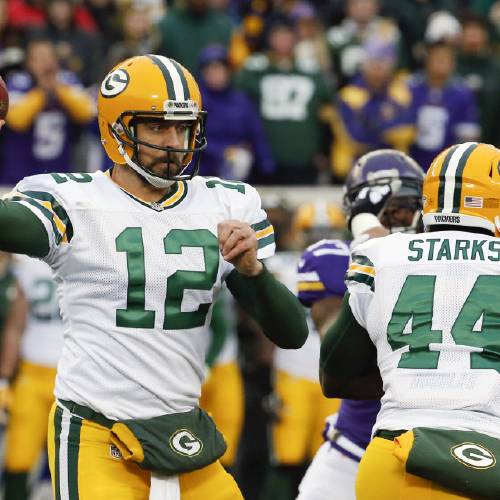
[331, 37, 415, 180]
[155, 0, 237, 74]
[326, 0, 401, 87]
[0, 1, 23, 85]
[7, 0, 97, 34]
[198, 44, 275, 182]
[457, 13, 500, 146]
[83, 0, 122, 48]
[33, 0, 102, 87]
[107, 4, 158, 70]
[0, 36, 95, 185]
[290, 2, 332, 77]
[380, 0, 459, 68]
[409, 40, 480, 171]
[235, 17, 335, 185]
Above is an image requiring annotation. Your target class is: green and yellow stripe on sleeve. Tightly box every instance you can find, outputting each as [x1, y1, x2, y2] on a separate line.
[4, 190, 73, 245]
[251, 218, 275, 251]
[345, 254, 375, 291]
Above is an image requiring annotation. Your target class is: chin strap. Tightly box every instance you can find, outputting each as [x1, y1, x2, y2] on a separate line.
[118, 143, 176, 189]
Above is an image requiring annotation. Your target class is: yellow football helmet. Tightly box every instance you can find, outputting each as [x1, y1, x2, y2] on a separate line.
[98, 55, 207, 188]
[293, 201, 346, 246]
[423, 142, 500, 235]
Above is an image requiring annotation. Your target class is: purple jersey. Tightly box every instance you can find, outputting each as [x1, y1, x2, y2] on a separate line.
[298, 239, 380, 452]
[297, 239, 350, 307]
[0, 71, 84, 185]
[409, 74, 480, 172]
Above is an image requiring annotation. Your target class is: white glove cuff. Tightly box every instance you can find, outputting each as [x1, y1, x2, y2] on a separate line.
[351, 213, 382, 238]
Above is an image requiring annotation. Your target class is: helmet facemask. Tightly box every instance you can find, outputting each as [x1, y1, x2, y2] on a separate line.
[344, 176, 423, 233]
[110, 109, 207, 189]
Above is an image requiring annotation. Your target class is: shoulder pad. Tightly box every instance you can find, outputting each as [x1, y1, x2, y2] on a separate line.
[340, 85, 370, 110]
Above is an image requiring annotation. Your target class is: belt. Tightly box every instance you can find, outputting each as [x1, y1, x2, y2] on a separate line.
[58, 399, 115, 429]
[374, 429, 407, 441]
[328, 431, 365, 462]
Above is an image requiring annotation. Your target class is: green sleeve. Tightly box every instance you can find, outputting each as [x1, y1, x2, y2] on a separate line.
[0, 201, 50, 257]
[226, 265, 308, 349]
[320, 293, 378, 378]
[205, 297, 228, 368]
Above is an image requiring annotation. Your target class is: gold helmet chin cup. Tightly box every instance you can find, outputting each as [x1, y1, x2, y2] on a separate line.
[422, 142, 500, 236]
[97, 55, 206, 180]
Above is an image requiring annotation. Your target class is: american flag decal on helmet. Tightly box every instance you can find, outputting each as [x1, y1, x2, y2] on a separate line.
[464, 196, 483, 208]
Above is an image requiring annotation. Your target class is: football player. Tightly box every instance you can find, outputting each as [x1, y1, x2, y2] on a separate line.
[261, 202, 344, 500]
[0, 253, 27, 425]
[296, 149, 424, 500]
[0, 55, 308, 499]
[321, 142, 500, 499]
[3, 255, 63, 500]
[200, 288, 244, 471]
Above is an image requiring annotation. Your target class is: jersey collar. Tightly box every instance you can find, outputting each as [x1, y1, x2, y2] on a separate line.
[105, 169, 188, 211]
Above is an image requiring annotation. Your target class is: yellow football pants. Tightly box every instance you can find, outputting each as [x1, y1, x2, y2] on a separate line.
[47, 403, 243, 500]
[5, 361, 57, 471]
[200, 361, 244, 467]
[272, 370, 341, 464]
[356, 437, 472, 500]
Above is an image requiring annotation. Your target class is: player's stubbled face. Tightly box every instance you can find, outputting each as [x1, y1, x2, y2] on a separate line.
[135, 120, 190, 178]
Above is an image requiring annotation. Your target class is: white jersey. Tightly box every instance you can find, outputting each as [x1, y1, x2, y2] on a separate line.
[346, 230, 500, 439]
[13, 254, 63, 367]
[7, 172, 275, 419]
[266, 251, 320, 381]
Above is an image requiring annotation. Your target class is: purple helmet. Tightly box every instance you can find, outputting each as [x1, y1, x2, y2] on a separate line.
[344, 149, 424, 232]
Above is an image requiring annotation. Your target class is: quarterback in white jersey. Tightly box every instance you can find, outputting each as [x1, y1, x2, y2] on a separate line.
[320, 142, 500, 500]
[0, 55, 308, 500]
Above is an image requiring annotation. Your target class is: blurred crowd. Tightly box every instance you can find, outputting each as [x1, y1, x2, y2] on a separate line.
[0, 0, 499, 186]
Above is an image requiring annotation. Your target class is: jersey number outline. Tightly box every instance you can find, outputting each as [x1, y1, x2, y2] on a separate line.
[387, 275, 500, 370]
[115, 227, 219, 330]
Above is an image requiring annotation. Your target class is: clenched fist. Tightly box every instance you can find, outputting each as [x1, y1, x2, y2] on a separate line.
[218, 220, 263, 277]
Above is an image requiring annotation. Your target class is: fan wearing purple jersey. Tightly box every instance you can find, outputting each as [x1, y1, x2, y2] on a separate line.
[0, 36, 95, 184]
[409, 41, 480, 172]
[296, 149, 424, 500]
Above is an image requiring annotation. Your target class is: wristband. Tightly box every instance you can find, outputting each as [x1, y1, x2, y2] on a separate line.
[351, 213, 382, 238]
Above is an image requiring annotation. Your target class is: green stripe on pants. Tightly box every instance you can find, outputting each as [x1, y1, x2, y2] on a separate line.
[54, 406, 63, 500]
[67, 416, 82, 500]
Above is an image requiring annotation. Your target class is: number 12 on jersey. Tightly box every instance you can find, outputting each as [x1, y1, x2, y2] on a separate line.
[115, 227, 219, 330]
[387, 275, 500, 371]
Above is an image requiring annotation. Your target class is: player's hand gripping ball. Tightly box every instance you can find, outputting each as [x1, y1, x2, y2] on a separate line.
[0, 76, 9, 120]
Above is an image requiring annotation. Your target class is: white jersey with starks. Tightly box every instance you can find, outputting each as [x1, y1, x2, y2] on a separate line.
[346, 230, 500, 439]
[6, 171, 275, 419]
[13, 254, 63, 367]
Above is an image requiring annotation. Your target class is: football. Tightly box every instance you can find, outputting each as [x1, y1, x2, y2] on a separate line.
[0, 76, 9, 119]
